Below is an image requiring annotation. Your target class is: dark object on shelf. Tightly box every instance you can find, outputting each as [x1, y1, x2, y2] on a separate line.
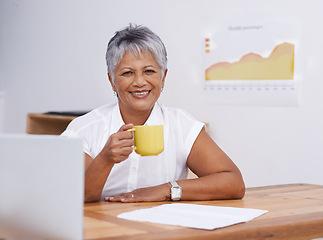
[44, 111, 89, 116]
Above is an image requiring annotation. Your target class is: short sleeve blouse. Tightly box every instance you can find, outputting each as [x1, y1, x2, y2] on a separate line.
[61, 101, 204, 200]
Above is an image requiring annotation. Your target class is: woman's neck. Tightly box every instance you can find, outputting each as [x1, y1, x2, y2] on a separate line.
[119, 104, 154, 126]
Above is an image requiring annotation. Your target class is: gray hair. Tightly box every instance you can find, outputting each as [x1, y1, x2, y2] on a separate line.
[106, 24, 168, 81]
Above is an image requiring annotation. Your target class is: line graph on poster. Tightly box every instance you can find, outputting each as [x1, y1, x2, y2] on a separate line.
[202, 6, 300, 106]
[204, 41, 297, 91]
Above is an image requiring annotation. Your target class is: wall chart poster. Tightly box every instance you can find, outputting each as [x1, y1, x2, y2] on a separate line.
[203, 7, 301, 106]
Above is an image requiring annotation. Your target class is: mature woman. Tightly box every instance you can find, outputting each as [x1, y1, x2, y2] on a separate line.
[62, 24, 245, 203]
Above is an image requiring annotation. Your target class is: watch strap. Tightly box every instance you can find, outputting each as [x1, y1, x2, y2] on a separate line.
[170, 181, 180, 188]
[170, 181, 182, 201]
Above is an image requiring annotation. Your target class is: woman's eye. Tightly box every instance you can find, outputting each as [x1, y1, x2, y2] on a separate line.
[145, 69, 155, 74]
[121, 71, 133, 76]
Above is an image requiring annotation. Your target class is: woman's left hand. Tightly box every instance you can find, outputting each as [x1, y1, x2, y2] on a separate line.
[105, 183, 171, 203]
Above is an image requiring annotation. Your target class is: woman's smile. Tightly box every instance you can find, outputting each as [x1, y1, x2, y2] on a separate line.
[130, 90, 151, 98]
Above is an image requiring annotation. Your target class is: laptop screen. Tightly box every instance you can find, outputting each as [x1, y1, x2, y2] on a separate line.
[0, 134, 84, 239]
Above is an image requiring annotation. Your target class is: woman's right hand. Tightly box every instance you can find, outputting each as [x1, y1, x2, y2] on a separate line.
[98, 123, 135, 164]
[84, 123, 134, 203]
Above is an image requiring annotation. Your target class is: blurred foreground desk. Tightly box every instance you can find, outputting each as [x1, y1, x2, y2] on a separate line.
[84, 184, 323, 240]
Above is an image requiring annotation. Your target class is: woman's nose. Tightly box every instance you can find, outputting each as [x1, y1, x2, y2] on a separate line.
[133, 73, 146, 87]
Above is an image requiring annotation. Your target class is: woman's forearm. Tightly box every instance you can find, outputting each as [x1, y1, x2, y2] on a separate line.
[84, 153, 114, 203]
[177, 171, 245, 201]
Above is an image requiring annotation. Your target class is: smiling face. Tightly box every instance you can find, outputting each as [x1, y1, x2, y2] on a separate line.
[109, 50, 167, 124]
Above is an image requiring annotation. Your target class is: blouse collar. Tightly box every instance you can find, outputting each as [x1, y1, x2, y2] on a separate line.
[111, 101, 163, 133]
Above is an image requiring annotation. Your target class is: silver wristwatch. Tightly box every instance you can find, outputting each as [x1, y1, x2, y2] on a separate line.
[170, 181, 182, 201]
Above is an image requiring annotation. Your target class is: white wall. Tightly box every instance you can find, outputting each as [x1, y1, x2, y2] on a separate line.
[0, 92, 4, 132]
[1, 0, 323, 188]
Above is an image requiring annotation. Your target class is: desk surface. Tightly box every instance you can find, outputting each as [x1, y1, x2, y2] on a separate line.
[84, 184, 323, 240]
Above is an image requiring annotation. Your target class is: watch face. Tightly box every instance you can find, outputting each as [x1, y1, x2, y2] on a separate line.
[171, 187, 182, 200]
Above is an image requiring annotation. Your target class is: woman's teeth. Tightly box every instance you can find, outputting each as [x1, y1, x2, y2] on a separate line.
[131, 91, 150, 96]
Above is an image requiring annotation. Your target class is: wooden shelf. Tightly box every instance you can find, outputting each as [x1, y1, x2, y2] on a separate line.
[26, 113, 77, 135]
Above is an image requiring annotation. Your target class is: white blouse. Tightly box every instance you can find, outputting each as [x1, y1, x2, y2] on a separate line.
[61, 101, 204, 200]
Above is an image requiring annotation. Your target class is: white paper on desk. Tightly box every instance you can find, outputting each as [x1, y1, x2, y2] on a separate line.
[118, 203, 268, 230]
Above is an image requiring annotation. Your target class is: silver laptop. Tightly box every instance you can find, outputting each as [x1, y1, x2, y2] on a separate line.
[0, 134, 84, 239]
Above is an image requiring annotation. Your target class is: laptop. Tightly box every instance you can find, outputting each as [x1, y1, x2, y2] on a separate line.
[0, 134, 84, 239]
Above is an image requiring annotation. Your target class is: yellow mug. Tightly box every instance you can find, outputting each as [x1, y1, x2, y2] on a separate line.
[128, 125, 164, 156]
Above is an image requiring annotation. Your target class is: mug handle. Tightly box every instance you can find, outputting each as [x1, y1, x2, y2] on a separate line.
[127, 128, 136, 150]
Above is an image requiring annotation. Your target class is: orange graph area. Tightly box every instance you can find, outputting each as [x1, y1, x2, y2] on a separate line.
[205, 42, 294, 80]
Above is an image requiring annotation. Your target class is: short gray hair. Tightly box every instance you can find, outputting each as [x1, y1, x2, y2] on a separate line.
[106, 24, 168, 81]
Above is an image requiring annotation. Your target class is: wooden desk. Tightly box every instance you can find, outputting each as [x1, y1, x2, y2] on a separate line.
[84, 184, 323, 240]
